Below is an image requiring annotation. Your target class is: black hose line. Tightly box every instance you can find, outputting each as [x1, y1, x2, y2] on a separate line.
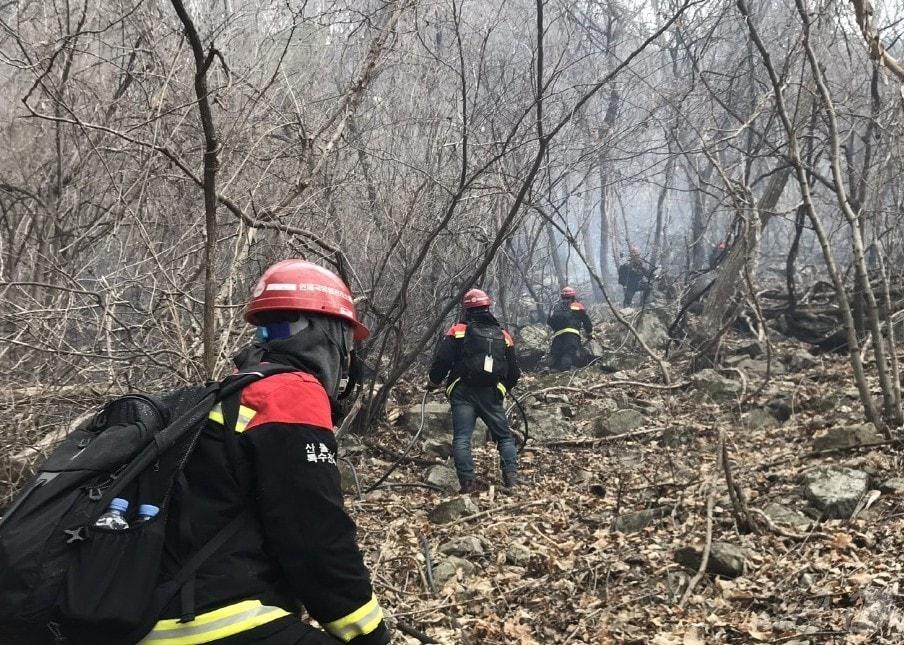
[363, 389, 430, 494]
[510, 394, 530, 453]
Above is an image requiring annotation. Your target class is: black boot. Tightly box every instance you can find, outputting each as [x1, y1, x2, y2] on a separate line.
[502, 471, 519, 488]
[460, 479, 479, 494]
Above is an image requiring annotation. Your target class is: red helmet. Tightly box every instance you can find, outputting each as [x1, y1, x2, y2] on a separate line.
[245, 259, 370, 341]
[561, 286, 576, 299]
[462, 288, 492, 309]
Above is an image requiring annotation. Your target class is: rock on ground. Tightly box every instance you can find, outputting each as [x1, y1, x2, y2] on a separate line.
[766, 396, 793, 422]
[523, 407, 572, 441]
[517, 323, 550, 352]
[515, 324, 549, 370]
[733, 341, 764, 358]
[787, 348, 819, 370]
[763, 502, 812, 531]
[424, 464, 460, 492]
[506, 542, 532, 567]
[429, 496, 479, 524]
[691, 369, 742, 401]
[742, 408, 781, 430]
[404, 400, 489, 446]
[732, 357, 786, 377]
[674, 541, 746, 578]
[594, 351, 646, 373]
[438, 535, 486, 559]
[423, 437, 453, 459]
[634, 313, 670, 351]
[812, 423, 883, 452]
[402, 401, 452, 439]
[879, 478, 904, 495]
[801, 466, 870, 519]
[614, 507, 669, 533]
[592, 408, 646, 437]
[338, 460, 360, 496]
[433, 555, 476, 585]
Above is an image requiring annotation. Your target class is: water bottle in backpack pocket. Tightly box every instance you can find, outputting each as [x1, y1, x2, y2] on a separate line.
[61, 500, 169, 637]
[94, 498, 131, 530]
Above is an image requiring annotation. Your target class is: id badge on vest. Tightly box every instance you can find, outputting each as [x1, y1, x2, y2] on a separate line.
[484, 356, 494, 373]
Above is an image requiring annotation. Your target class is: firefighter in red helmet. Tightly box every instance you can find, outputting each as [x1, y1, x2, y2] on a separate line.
[427, 289, 521, 492]
[546, 286, 593, 370]
[141, 260, 390, 645]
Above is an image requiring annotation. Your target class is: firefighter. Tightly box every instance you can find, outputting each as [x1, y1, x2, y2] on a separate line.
[546, 286, 593, 371]
[709, 241, 727, 270]
[427, 289, 521, 493]
[140, 260, 390, 645]
[618, 245, 655, 307]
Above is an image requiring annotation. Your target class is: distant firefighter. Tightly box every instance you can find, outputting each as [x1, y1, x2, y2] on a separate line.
[618, 245, 654, 307]
[546, 286, 593, 371]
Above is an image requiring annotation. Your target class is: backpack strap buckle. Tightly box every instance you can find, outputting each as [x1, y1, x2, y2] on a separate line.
[86, 487, 103, 501]
[63, 527, 88, 544]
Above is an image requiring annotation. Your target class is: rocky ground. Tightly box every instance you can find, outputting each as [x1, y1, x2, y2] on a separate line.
[343, 325, 904, 644]
[3, 306, 903, 644]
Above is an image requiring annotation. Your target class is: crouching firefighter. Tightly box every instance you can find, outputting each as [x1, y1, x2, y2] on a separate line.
[140, 260, 390, 644]
[546, 286, 593, 370]
[427, 289, 521, 493]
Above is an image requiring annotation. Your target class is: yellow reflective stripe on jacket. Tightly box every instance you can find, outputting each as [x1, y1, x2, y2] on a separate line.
[497, 383, 507, 397]
[208, 405, 225, 426]
[324, 594, 384, 643]
[208, 404, 257, 432]
[446, 377, 461, 397]
[139, 600, 290, 644]
[552, 327, 580, 338]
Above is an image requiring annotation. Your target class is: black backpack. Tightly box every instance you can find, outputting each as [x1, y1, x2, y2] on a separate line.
[547, 300, 573, 329]
[617, 263, 631, 286]
[460, 320, 509, 386]
[0, 364, 293, 645]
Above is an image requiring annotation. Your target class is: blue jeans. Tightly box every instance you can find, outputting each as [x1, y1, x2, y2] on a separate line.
[450, 383, 518, 482]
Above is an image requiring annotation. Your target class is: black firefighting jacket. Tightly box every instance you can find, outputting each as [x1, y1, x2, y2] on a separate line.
[144, 370, 389, 645]
[546, 299, 593, 338]
[428, 310, 521, 396]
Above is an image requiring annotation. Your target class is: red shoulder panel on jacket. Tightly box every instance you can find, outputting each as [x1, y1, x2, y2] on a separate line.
[570, 302, 586, 311]
[241, 372, 333, 431]
[502, 330, 515, 347]
[447, 323, 468, 337]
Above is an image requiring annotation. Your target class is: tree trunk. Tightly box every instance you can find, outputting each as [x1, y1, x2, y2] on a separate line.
[693, 167, 790, 363]
[170, 0, 221, 378]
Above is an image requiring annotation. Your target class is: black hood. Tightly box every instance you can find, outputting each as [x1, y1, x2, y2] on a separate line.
[463, 308, 500, 326]
[234, 315, 350, 401]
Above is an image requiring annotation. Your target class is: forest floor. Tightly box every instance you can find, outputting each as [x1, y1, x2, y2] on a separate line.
[2, 331, 903, 644]
[347, 337, 904, 644]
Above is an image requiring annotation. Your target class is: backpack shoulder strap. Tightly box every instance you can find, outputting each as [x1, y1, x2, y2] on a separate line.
[126, 508, 251, 642]
[134, 365, 298, 636]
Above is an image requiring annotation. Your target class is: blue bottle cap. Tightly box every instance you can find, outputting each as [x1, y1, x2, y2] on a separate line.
[109, 498, 129, 513]
[138, 504, 160, 518]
